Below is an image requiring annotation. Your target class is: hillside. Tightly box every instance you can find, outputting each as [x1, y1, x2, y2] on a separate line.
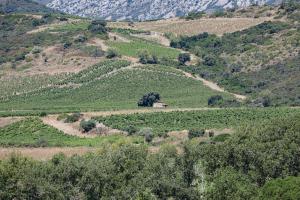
[44, 0, 280, 20]
[0, 3, 300, 199]
[0, 0, 57, 14]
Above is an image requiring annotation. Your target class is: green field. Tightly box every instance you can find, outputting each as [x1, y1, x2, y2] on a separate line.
[0, 60, 231, 112]
[106, 38, 180, 59]
[0, 117, 142, 147]
[93, 108, 300, 135]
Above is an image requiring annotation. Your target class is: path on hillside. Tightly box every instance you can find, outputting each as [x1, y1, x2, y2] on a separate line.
[130, 32, 247, 100]
[176, 69, 247, 100]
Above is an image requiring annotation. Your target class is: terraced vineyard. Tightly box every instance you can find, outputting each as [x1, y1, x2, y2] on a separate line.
[93, 108, 300, 135]
[0, 117, 142, 147]
[106, 38, 180, 59]
[0, 60, 231, 112]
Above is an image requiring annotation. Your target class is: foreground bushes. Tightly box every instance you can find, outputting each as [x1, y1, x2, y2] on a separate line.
[0, 114, 300, 199]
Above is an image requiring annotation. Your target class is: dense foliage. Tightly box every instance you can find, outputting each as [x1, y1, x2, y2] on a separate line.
[1, 114, 300, 199]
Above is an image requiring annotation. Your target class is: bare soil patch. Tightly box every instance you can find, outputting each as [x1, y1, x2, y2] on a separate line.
[42, 116, 97, 138]
[4, 45, 105, 76]
[0, 117, 23, 128]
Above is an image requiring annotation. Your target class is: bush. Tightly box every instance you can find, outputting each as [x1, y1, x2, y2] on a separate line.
[74, 35, 87, 43]
[64, 113, 81, 123]
[88, 20, 108, 34]
[208, 95, 223, 106]
[178, 53, 191, 65]
[63, 41, 72, 49]
[138, 50, 158, 64]
[106, 49, 119, 59]
[142, 129, 154, 143]
[203, 54, 217, 66]
[188, 129, 205, 139]
[138, 92, 160, 107]
[57, 113, 68, 121]
[80, 120, 96, 132]
[124, 125, 138, 135]
[39, 112, 47, 117]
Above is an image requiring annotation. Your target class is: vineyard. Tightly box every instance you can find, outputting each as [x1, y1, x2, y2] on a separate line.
[0, 60, 230, 112]
[0, 117, 142, 147]
[106, 37, 180, 59]
[93, 108, 300, 135]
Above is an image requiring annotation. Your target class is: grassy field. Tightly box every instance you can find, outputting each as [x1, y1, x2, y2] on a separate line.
[93, 108, 300, 135]
[0, 117, 142, 147]
[0, 60, 231, 113]
[106, 38, 180, 59]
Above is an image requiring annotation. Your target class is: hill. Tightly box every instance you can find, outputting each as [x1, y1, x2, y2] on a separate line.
[0, 0, 58, 14]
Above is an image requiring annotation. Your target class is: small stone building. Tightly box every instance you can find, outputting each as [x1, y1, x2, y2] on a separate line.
[153, 102, 168, 108]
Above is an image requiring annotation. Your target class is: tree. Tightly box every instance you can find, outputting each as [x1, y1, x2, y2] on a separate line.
[206, 167, 258, 200]
[178, 53, 191, 65]
[80, 120, 96, 132]
[88, 20, 108, 34]
[138, 92, 160, 107]
[106, 49, 119, 59]
[208, 95, 223, 106]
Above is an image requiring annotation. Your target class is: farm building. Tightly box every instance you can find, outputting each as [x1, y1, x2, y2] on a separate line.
[153, 102, 168, 108]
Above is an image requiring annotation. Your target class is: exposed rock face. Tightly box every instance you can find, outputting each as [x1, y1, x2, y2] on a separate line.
[41, 0, 280, 20]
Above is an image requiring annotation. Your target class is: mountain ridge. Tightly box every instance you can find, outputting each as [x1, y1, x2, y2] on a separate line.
[40, 0, 281, 20]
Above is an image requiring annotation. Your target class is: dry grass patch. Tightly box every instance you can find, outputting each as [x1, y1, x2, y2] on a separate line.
[109, 17, 272, 36]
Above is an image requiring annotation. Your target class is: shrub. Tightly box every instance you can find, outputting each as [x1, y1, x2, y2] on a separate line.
[106, 49, 119, 59]
[32, 47, 42, 54]
[138, 50, 158, 64]
[188, 129, 205, 139]
[63, 41, 72, 49]
[142, 129, 154, 143]
[64, 113, 81, 123]
[203, 54, 217, 66]
[124, 125, 138, 135]
[57, 113, 68, 121]
[208, 131, 215, 137]
[138, 92, 160, 107]
[74, 35, 87, 43]
[39, 112, 47, 117]
[208, 95, 223, 106]
[88, 20, 108, 34]
[80, 120, 96, 132]
[178, 53, 191, 65]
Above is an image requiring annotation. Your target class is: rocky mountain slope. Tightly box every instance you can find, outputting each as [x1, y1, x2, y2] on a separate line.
[41, 0, 281, 20]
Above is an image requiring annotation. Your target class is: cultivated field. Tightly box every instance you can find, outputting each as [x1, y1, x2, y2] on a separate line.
[109, 17, 272, 36]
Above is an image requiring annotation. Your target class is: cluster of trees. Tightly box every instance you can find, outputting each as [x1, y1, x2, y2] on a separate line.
[137, 92, 160, 107]
[1, 114, 300, 199]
